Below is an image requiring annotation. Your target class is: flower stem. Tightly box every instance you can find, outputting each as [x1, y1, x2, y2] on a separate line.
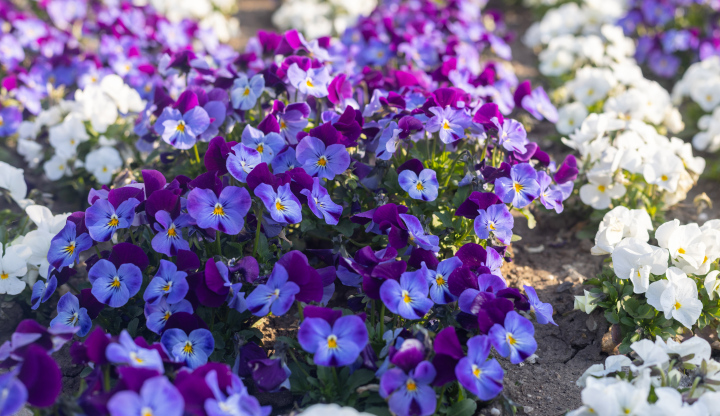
[253, 207, 264, 258]
[103, 365, 111, 391]
[216, 230, 222, 256]
[193, 144, 201, 164]
[379, 303, 386, 338]
[443, 150, 465, 188]
[297, 301, 305, 321]
[287, 348, 311, 379]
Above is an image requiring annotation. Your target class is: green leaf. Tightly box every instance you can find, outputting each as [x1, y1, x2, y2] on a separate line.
[346, 369, 375, 392]
[334, 219, 359, 237]
[127, 318, 139, 337]
[604, 310, 620, 324]
[519, 207, 536, 229]
[435, 211, 455, 229]
[636, 304, 655, 320]
[448, 399, 477, 416]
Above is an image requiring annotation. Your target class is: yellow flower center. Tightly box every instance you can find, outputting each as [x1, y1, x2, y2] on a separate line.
[488, 221, 496, 230]
[406, 380, 417, 392]
[587, 88, 594, 96]
[507, 333, 517, 345]
[70, 139, 76, 145]
[306, 79, 314, 88]
[674, 301, 682, 310]
[213, 203, 225, 216]
[442, 120, 451, 130]
[183, 341, 194, 354]
[257, 144, 264, 153]
[703, 256, 708, 264]
[402, 290, 412, 303]
[678, 248, 686, 254]
[167, 225, 177, 237]
[243, 87, 251, 96]
[162, 282, 173, 292]
[513, 182, 523, 192]
[141, 408, 153, 416]
[317, 156, 328, 167]
[597, 185, 606, 192]
[176, 121, 186, 133]
[0, 118, 4, 126]
[63, 242, 76, 255]
[472, 364, 482, 378]
[661, 175, 668, 181]
[436, 275, 445, 286]
[163, 311, 171, 321]
[130, 352, 144, 364]
[415, 182, 424, 191]
[327, 335, 338, 349]
[275, 199, 286, 211]
[111, 276, 122, 289]
[280, 120, 287, 129]
[108, 216, 120, 227]
[0, 273, 8, 280]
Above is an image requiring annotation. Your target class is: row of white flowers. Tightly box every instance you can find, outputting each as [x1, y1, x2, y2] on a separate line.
[524, 0, 703, 212]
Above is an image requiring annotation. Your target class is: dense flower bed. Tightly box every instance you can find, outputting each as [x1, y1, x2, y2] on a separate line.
[0, 0, 580, 415]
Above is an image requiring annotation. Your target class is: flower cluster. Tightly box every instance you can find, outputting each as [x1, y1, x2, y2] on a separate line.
[617, 0, 720, 79]
[1, 0, 237, 186]
[673, 56, 720, 153]
[524, 0, 705, 216]
[272, 0, 377, 39]
[570, 336, 720, 415]
[576, 207, 720, 350]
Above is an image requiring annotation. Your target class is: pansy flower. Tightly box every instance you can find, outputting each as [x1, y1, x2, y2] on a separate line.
[245, 264, 300, 317]
[106, 330, 164, 372]
[227, 144, 262, 183]
[271, 148, 299, 174]
[398, 169, 439, 202]
[380, 361, 437, 416]
[255, 183, 303, 224]
[422, 257, 462, 304]
[425, 106, 471, 144]
[524, 285, 556, 325]
[107, 376, 184, 416]
[287, 63, 331, 97]
[85, 197, 140, 242]
[144, 299, 193, 334]
[240, 125, 285, 164]
[455, 335, 504, 400]
[49, 292, 92, 337]
[31, 275, 58, 310]
[300, 177, 343, 225]
[144, 260, 189, 305]
[47, 221, 92, 270]
[295, 136, 351, 180]
[494, 163, 540, 208]
[152, 210, 195, 256]
[537, 171, 564, 214]
[88, 259, 143, 308]
[155, 105, 210, 150]
[0, 371, 26, 416]
[521, 87, 558, 123]
[161, 328, 215, 369]
[380, 269, 434, 320]
[0, 106, 22, 137]
[494, 118, 528, 153]
[275, 102, 310, 145]
[187, 186, 251, 235]
[474, 204, 514, 244]
[488, 311, 537, 364]
[204, 370, 272, 416]
[231, 74, 265, 111]
[298, 314, 368, 367]
[0, 245, 30, 296]
[399, 214, 440, 252]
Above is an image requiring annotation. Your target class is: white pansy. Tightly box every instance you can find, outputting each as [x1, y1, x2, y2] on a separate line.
[0, 162, 32, 208]
[611, 238, 668, 294]
[591, 206, 652, 255]
[43, 154, 72, 181]
[48, 113, 90, 158]
[645, 268, 702, 329]
[85, 146, 123, 184]
[0, 244, 32, 295]
[574, 290, 601, 314]
[579, 169, 626, 210]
